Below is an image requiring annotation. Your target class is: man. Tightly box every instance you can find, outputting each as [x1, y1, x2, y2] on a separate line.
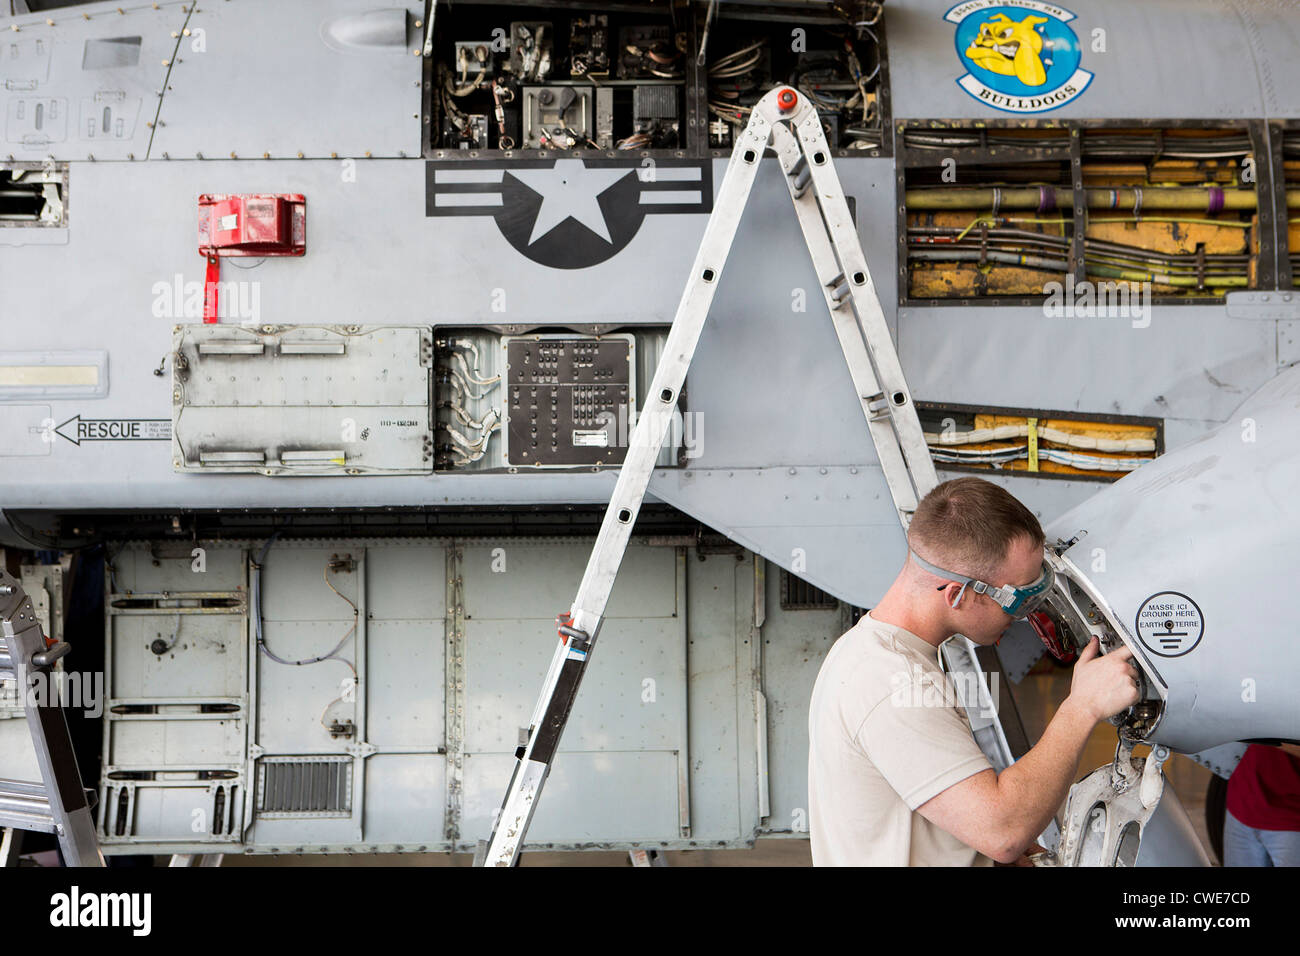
[807, 476, 1141, 866]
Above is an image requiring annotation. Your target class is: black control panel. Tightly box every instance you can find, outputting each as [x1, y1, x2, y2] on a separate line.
[505, 337, 632, 466]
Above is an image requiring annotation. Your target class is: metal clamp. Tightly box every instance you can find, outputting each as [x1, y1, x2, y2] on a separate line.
[32, 641, 70, 668]
[556, 614, 591, 652]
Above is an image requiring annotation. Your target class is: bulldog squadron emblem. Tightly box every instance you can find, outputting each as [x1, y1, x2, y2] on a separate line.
[946, 2, 1093, 113]
[426, 158, 712, 269]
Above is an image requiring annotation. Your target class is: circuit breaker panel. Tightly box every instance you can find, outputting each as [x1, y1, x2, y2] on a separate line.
[171, 324, 434, 476]
[503, 334, 634, 468]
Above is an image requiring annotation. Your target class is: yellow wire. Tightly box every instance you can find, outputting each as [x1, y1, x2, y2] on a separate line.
[954, 214, 1072, 242]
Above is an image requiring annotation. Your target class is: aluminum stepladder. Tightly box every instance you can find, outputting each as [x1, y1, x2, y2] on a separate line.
[0, 570, 104, 866]
[479, 86, 1009, 866]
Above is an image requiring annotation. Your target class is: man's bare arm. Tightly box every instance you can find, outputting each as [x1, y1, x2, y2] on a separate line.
[916, 637, 1140, 863]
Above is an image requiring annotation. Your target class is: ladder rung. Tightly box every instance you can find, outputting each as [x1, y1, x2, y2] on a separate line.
[828, 274, 851, 308]
[864, 392, 891, 420]
[791, 165, 811, 196]
[0, 779, 54, 833]
[785, 156, 806, 197]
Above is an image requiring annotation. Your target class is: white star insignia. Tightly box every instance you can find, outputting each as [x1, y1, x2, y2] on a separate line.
[510, 160, 632, 245]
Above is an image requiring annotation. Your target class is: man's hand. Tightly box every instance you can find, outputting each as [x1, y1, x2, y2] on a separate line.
[995, 842, 1047, 867]
[1066, 636, 1141, 723]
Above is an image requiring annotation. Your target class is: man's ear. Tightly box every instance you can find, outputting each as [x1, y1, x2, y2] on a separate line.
[940, 581, 965, 611]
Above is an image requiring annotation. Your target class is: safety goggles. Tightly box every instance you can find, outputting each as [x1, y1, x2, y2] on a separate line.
[910, 549, 1054, 619]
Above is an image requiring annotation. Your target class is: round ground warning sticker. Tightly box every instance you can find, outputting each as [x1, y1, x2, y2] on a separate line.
[1135, 592, 1204, 657]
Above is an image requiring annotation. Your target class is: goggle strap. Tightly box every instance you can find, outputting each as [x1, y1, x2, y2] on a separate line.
[911, 549, 970, 585]
[913, 549, 1051, 615]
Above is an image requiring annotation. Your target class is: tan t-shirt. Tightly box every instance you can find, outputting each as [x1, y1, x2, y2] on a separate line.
[808, 611, 995, 866]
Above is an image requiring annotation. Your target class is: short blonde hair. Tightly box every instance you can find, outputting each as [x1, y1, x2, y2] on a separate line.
[907, 477, 1044, 580]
